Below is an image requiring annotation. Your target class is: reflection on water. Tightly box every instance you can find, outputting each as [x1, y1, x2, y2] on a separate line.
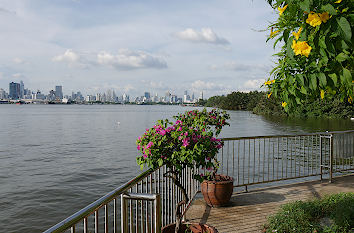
[262, 115, 354, 133]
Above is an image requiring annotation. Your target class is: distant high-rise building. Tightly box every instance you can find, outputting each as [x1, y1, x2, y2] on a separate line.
[144, 92, 151, 100]
[32, 90, 45, 100]
[9, 82, 20, 100]
[122, 93, 129, 103]
[48, 90, 56, 101]
[0, 88, 7, 99]
[55, 86, 63, 99]
[20, 80, 24, 98]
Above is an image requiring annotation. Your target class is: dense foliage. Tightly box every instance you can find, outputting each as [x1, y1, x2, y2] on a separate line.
[254, 95, 354, 118]
[266, 0, 353, 112]
[204, 91, 264, 111]
[265, 192, 354, 233]
[202, 91, 353, 118]
[136, 109, 230, 182]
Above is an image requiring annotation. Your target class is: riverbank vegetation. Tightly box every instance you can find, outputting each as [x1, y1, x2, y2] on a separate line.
[201, 91, 353, 118]
[264, 192, 354, 233]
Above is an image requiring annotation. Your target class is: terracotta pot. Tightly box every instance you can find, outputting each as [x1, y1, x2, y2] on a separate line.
[161, 222, 218, 233]
[201, 174, 233, 207]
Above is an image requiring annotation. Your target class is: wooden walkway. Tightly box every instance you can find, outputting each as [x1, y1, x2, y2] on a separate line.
[185, 175, 354, 233]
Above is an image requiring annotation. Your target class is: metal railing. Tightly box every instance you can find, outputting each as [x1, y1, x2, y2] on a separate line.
[218, 130, 354, 190]
[44, 130, 353, 233]
[44, 165, 199, 233]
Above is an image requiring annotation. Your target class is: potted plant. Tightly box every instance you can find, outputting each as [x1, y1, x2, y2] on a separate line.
[136, 108, 230, 233]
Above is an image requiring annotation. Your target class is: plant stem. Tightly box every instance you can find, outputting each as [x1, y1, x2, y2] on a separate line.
[164, 168, 189, 233]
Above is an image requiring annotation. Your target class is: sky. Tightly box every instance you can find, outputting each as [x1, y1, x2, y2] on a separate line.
[0, 0, 279, 98]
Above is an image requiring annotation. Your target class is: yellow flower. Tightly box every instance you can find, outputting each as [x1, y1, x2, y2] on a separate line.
[292, 27, 302, 40]
[320, 90, 325, 99]
[264, 80, 275, 85]
[278, 5, 288, 16]
[282, 102, 287, 107]
[335, 0, 342, 3]
[267, 93, 272, 98]
[319, 12, 330, 23]
[306, 13, 322, 27]
[291, 40, 312, 57]
[270, 29, 280, 38]
[348, 96, 352, 104]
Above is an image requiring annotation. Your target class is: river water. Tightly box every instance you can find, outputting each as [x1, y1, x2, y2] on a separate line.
[0, 105, 353, 232]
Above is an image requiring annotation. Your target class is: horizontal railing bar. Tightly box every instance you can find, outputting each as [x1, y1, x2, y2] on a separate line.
[233, 173, 322, 188]
[221, 130, 354, 141]
[122, 192, 159, 201]
[44, 168, 157, 233]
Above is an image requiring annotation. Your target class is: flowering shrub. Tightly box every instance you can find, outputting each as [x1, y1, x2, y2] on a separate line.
[136, 109, 230, 182]
[266, 0, 353, 111]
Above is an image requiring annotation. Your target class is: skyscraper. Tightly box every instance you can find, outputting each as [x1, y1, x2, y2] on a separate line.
[0, 88, 7, 99]
[9, 82, 20, 100]
[55, 86, 63, 99]
[20, 80, 24, 98]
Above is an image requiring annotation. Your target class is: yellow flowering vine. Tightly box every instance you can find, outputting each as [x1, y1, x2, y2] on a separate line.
[306, 12, 330, 27]
[266, 0, 353, 111]
[278, 5, 287, 16]
[264, 80, 275, 85]
[292, 27, 302, 40]
[291, 40, 312, 57]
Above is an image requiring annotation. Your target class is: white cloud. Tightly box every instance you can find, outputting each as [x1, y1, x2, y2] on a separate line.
[191, 80, 227, 90]
[13, 57, 25, 64]
[210, 62, 270, 72]
[175, 28, 230, 45]
[12, 73, 24, 78]
[243, 78, 266, 90]
[97, 49, 167, 70]
[53, 49, 80, 64]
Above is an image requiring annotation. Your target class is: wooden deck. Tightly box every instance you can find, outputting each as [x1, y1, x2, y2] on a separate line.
[185, 175, 354, 233]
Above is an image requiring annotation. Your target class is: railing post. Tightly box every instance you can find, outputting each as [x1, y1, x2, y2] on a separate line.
[329, 134, 333, 183]
[320, 136, 323, 181]
[121, 193, 162, 233]
[121, 194, 128, 233]
[154, 194, 162, 233]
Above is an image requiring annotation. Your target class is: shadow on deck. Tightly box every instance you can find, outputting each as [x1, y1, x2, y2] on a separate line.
[185, 175, 354, 233]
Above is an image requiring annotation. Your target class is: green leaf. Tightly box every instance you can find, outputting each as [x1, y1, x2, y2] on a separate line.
[300, 86, 307, 94]
[328, 73, 337, 85]
[283, 29, 290, 43]
[309, 74, 317, 90]
[336, 52, 349, 62]
[342, 68, 352, 85]
[319, 36, 327, 49]
[337, 17, 352, 42]
[321, 4, 337, 15]
[318, 73, 327, 87]
[158, 158, 163, 166]
[299, 0, 310, 13]
[296, 74, 305, 86]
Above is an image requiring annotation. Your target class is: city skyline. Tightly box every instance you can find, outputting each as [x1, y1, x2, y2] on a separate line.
[0, 0, 277, 98]
[0, 80, 203, 103]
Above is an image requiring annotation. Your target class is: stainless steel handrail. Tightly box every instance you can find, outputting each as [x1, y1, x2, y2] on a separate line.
[44, 168, 155, 233]
[218, 130, 354, 190]
[221, 130, 354, 141]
